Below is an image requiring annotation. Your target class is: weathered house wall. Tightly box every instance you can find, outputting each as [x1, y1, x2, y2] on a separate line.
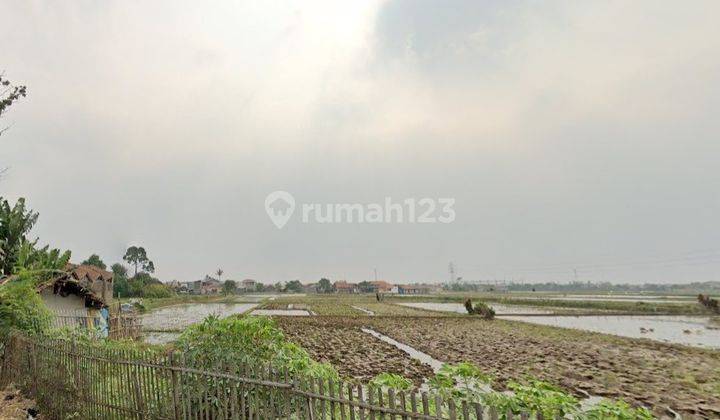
[40, 288, 88, 315]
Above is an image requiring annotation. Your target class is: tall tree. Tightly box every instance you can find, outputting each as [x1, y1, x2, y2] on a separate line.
[13, 241, 71, 273]
[222, 279, 236, 295]
[0, 74, 27, 176]
[285, 280, 303, 293]
[0, 73, 27, 138]
[122, 246, 154, 277]
[82, 254, 106, 270]
[317, 278, 332, 293]
[216, 268, 224, 282]
[111, 263, 129, 298]
[0, 197, 39, 275]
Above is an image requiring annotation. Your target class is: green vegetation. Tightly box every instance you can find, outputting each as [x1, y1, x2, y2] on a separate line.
[112, 254, 173, 298]
[284, 279, 303, 293]
[464, 299, 496, 319]
[375, 361, 655, 419]
[0, 197, 73, 339]
[446, 280, 720, 295]
[583, 399, 654, 420]
[13, 240, 70, 272]
[317, 277, 332, 293]
[0, 197, 40, 275]
[176, 315, 338, 380]
[484, 380, 580, 419]
[0, 271, 52, 340]
[390, 294, 705, 315]
[123, 245, 155, 277]
[369, 372, 413, 391]
[0, 73, 27, 141]
[81, 253, 107, 269]
[223, 279, 237, 295]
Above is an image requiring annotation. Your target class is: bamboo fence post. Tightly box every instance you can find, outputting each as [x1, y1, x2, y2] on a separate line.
[30, 339, 38, 397]
[169, 351, 182, 420]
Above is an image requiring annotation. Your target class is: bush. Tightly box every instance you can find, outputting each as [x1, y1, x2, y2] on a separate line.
[142, 284, 174, 298]
[0, 271, 52, 339]
[464, 299, 495, 319]
[583, 399, 654, 420]
[369, 373, 413, 391]
[175, 314, 338, 380]
[430, 362, 493, 400]
[481, 379, 579, 419]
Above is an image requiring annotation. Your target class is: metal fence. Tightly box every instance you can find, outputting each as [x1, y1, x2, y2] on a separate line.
[0, 332, 536, 420]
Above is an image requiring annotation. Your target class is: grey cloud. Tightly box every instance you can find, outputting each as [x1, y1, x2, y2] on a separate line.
[1, 1, 719, 284]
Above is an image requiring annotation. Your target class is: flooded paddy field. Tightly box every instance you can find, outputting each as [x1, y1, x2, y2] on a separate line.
[250, 309, 311, 316]
[514, 294, 695, 303]
[137, 294, 720, 416]
[259, 295, 445, 316]
[141, 302, 258, 331]
[359, 316, 720, 418]
[505, 314, 720, 348]
[398, 302, 553, 315]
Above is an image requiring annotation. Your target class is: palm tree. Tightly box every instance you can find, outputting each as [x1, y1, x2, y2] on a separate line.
[216, 268, 224, 282]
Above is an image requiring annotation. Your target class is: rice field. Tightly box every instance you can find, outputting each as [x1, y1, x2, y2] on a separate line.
[141, 293, 720, 417]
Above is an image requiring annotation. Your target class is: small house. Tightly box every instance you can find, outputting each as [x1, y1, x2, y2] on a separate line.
[240, 279, 258, 292]
[39, 264, 114, 334]
[333, 281, 358, 293]
[367, 280, 393, 293]
[302, 283, 318, 293]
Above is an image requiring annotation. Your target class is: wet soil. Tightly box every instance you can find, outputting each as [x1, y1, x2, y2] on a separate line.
[276, 317, 434, 386]
[363, 316, 720, 419]
[277, 315, 720, 418]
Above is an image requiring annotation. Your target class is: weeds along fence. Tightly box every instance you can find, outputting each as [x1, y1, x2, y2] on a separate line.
[0, 332, 537, 420]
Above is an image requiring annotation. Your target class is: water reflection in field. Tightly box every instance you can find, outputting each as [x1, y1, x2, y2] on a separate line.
[514, 295, 692, 303]
[250, 309, 311, 316]
[398, 302, 720, 348]
[505, 314, 720, 349]
[142, 303, 258, 331]
[398, 302, 552, 315]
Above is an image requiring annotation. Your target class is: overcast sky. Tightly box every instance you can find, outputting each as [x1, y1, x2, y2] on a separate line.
[2, 0, 719, 284]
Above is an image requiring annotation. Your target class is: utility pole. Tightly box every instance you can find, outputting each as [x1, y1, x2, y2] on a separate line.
[374, 268, 378, 282]
[448, 262, 456, 283]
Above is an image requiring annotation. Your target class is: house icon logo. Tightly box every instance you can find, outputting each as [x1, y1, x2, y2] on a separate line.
[264, 191, 295, 229]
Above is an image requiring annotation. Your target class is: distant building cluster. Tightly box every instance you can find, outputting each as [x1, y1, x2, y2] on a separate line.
[166, 276, 441, 295]
[169, 277, 258, 295]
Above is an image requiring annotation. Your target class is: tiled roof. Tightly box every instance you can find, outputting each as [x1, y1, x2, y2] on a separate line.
[66, 263, 113, 283]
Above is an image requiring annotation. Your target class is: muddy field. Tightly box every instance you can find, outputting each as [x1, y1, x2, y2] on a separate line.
[275, 317, 434, 385]
[368, 317, 720, 418]
[278, 315, 720, 418]
[261, 295, 445, 317]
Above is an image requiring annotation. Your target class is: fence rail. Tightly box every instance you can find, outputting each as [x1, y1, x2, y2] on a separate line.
[0, 332, 536, 420]
[50, 314, 142, 340]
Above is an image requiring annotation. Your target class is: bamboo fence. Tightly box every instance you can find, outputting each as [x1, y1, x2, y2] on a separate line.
[51, 314, 142, 340]
[0, 332, 536, 420]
